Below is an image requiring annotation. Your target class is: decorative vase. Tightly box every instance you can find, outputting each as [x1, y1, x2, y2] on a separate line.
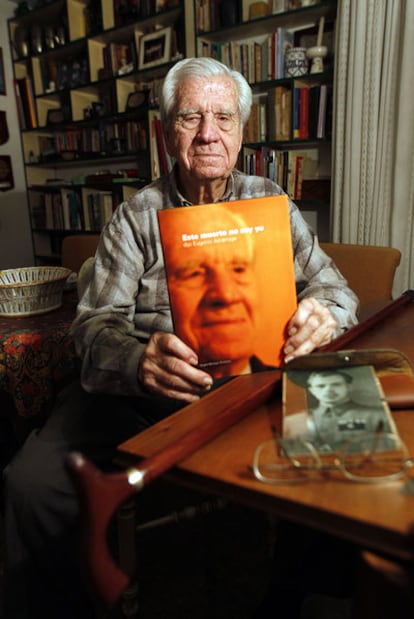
[284, 47, 309, 78]
[306, 45, 328, 74]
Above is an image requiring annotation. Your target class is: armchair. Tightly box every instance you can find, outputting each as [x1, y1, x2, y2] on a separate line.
[320, 242, 401, 306]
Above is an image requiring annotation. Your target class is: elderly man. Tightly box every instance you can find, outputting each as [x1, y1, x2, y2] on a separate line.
[4, 57, 358, 618]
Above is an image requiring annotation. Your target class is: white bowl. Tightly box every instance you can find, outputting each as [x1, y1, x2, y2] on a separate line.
[0, 266, 71, 317]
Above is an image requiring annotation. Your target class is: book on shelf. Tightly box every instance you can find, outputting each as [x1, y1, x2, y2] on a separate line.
[317, 84, 328, 139]
[244, 97, 267, 143]
[158, 195, 297, 377]
[13, 79, 26, 130]
[153, 114, 173, 176]
[195, 0, 225, 33]
[197, 27, 297, 83]
[148, 110, 160, 180]
[268, 85, 291, 141]
[286, 152, 299, 199]
[292, 81, 313, 140]
[292, 86, 300, 139]
[65, 191, 83, 230]
[44, 192, 64, 229]
[85, 192, 114, 231]
[15, 77, 37, 129]
[31, 196, 46, 229]
[148, 110, 174, 179]
[307, 84, 332, 139]
[242, 147, 318, 199]
[277, 27, 294, 79]
[243, 146, 261, 176]
[294, 154, 305, 200]
[122, 119, 148, 151]
[272, 0, 288, 12]
[44, 193, 54, 229]
[299, 86, 310, 140]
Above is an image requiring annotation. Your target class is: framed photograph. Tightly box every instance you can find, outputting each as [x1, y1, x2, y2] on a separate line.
[139, 27, 172, 70]
[0, 48, 6, 95]
[282, 362, 398, 454]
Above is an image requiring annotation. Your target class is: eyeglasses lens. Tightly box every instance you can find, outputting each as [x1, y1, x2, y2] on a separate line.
[254, 439, 317, 483]
[341, 434, 406, 480]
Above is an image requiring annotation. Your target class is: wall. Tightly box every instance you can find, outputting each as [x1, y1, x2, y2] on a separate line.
[0, 0, 34, 268]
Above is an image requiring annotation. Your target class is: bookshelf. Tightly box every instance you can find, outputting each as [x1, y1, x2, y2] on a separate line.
[8, 0, 191, 266]
[194, 0, 337, 240]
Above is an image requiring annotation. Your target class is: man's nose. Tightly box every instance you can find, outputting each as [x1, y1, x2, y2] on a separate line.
[204, 270, 241, 302]
[197, 114, 220, 140]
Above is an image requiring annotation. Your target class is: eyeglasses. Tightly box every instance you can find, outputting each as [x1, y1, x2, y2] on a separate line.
[252, 425, 414, 484]
[175, 112, 239, 132]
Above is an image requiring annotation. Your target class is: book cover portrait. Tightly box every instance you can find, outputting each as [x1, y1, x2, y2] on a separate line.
[158, 195, 297, 378]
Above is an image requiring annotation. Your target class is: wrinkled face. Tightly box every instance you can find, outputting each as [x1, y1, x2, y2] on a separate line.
[164, 75, 243, 182]
[164, 207, 258, 367]
[307, 374, 351, 407]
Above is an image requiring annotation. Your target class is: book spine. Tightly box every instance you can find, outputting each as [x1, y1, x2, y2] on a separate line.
[294, 154, 304, 200]
[299, 86, 309, 140]
[148, 110, 160, 180]
[83, 195, 92, 231]
[25, 77, 38, 128]
[317, 84, 328, 139]
[13, 79, 26, 130]
[286, 151, 296, 198]
[308, 85, 319, 139]
[154, 115, 169, 176]
[293, 86, 300, 140]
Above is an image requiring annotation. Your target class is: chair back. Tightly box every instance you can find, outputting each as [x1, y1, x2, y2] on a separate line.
[320, 242, 401, 305]
[61, 234, 100, 273]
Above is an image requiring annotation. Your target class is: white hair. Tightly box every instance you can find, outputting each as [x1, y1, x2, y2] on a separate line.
[160, 57, 252, 130]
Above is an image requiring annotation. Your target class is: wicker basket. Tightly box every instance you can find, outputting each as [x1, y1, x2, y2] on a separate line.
[0, 266, 72, 317]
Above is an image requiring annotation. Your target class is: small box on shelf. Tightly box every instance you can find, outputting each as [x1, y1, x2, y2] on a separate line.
[301, 177, 331, 202]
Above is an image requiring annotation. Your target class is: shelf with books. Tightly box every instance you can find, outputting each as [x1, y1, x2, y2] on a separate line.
[21, 113, 150, 167]
[194, 0, 337, 239]
[27, 173, 147, 263]
[243, 69, 333, 145]
[8, 0, 190, 266]
[195, 0, 336, 39]
[242, 143, 329, 201]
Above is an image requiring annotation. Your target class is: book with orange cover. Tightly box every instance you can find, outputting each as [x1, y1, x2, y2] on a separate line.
[158, 195, 297, 377]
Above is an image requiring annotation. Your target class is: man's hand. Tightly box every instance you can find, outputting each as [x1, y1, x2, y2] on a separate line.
[283, 298, 337, 363]
[138, 331, 213, 402]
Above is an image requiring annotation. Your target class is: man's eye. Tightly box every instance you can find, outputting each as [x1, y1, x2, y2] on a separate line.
[175, 267, 206, 281]
[215, 114, 235, 129]
[232, 261, 251, 275]
[181, 115, 201, 127]
[217, 114, 232, 122]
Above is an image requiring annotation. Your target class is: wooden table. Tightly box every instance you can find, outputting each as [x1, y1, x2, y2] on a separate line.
[116, 291, 414, 616]
[69, 291, 414, 616]
[119, 292, 414, 562]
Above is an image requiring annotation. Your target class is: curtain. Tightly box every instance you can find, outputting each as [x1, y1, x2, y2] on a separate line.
[332, 0, 414, 295]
